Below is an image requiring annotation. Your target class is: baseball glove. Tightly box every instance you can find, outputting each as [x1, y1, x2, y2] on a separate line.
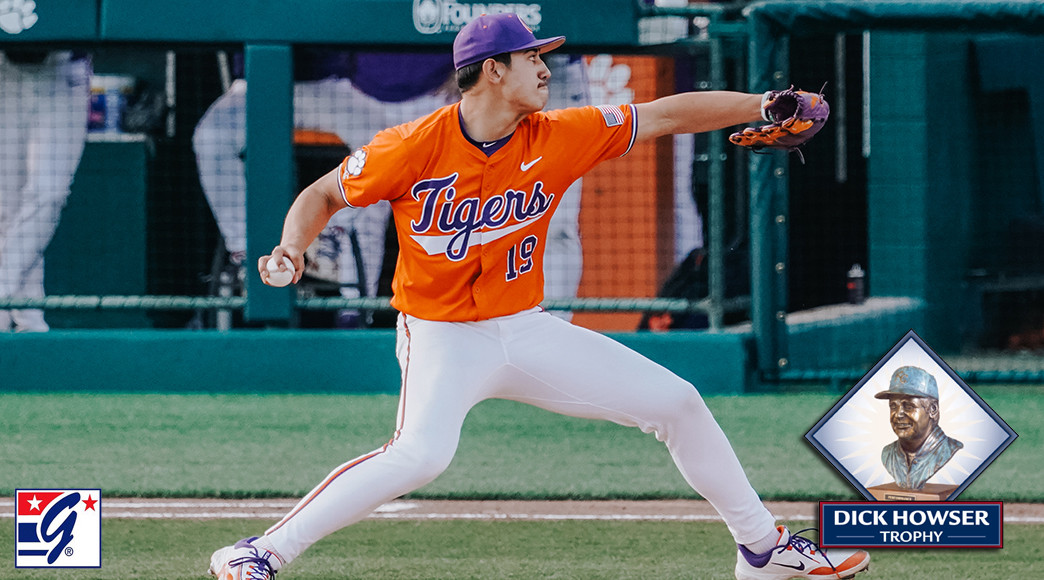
[729, 87, 830, 163]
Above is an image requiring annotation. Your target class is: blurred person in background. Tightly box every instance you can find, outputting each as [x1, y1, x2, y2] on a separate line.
[192, 49, 457, 327]
[0, 49, 91, 332]
[541, 53, 588, 320]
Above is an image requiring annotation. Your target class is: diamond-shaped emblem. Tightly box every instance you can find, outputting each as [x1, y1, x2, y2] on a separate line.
[806, 330, 1017, 501]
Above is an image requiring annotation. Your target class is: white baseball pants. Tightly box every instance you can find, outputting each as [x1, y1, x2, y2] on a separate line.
[0, 52, 90, 330]
[263, 308, 775, 564]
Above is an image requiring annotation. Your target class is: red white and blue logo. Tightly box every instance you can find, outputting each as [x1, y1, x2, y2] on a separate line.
[15, 489, 101, 568]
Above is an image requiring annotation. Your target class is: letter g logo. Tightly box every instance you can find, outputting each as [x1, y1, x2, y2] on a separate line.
[40, 493, 80, 565]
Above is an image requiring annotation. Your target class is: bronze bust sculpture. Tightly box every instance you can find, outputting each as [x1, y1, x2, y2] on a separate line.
[875, 366, 963, 491]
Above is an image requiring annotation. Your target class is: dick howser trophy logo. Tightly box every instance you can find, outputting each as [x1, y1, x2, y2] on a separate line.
[15, 489, 101, 568]
[806, 330, 1017, 548]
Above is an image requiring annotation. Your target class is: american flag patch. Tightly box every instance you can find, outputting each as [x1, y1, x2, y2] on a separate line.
[597, 104, 625, 127]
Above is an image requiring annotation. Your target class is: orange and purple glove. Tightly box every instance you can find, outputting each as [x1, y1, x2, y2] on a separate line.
[730, 87, 830, 163]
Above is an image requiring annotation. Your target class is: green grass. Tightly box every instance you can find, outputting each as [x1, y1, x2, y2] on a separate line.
[1, 517, 1042, 579]
[2, 388, 1040, 579]
[1, 386, 1039, 500]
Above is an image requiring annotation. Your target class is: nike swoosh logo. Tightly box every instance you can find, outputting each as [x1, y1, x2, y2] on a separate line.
[520, 157, 542, 171]
[775, 562, 805, 571]
[482, 142, 496, 148]
[410, 218, 541, 256]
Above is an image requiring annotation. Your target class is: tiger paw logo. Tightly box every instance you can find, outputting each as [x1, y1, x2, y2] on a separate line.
[585, 55, 635, 106]
[342, 150, 367, 178]
[0, 0, 39, 35]
[15, 489, 101, 568]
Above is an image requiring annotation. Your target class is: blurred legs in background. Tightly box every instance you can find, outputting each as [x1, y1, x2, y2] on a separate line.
[0, 51, 90, 332]
[542, 55, 590, 321]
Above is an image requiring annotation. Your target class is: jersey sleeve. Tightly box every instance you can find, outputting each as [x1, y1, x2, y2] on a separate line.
[543, 104, 638, 170]
[337, 125, 415, 208]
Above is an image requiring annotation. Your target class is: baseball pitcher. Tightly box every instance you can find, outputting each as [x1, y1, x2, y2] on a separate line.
[209, 14, 860, 580]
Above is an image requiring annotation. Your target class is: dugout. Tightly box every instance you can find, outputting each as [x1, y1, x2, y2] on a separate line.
[3, 0, 1044, 393]
[3, 0, 766, 393]
[742, 0, 1044, 380]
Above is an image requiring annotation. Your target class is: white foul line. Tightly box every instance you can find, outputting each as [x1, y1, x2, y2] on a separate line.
[2, 499, 1042, 523]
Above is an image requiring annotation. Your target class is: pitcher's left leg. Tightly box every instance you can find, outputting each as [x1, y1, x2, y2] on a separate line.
[498, 311, 776, 545]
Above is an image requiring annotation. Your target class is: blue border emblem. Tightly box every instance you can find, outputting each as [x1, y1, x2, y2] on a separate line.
[805, 330, 1017, 502]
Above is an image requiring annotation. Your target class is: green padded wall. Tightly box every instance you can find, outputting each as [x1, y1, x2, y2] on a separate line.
[44, 140, 150, 329]
[0, 0, 97, 41]
[0, 330, 753, 395]
[867, 33, 974, 351]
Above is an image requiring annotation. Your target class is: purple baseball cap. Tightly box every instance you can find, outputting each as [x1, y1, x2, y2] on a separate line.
[452, 13, 565, 70]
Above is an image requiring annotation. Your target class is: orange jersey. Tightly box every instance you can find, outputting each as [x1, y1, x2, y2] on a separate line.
[338, 102, 637, 321]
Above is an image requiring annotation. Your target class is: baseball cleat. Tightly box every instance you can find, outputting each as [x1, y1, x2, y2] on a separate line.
[735, 526, 870, 580]
[208, 537, 283, 580]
